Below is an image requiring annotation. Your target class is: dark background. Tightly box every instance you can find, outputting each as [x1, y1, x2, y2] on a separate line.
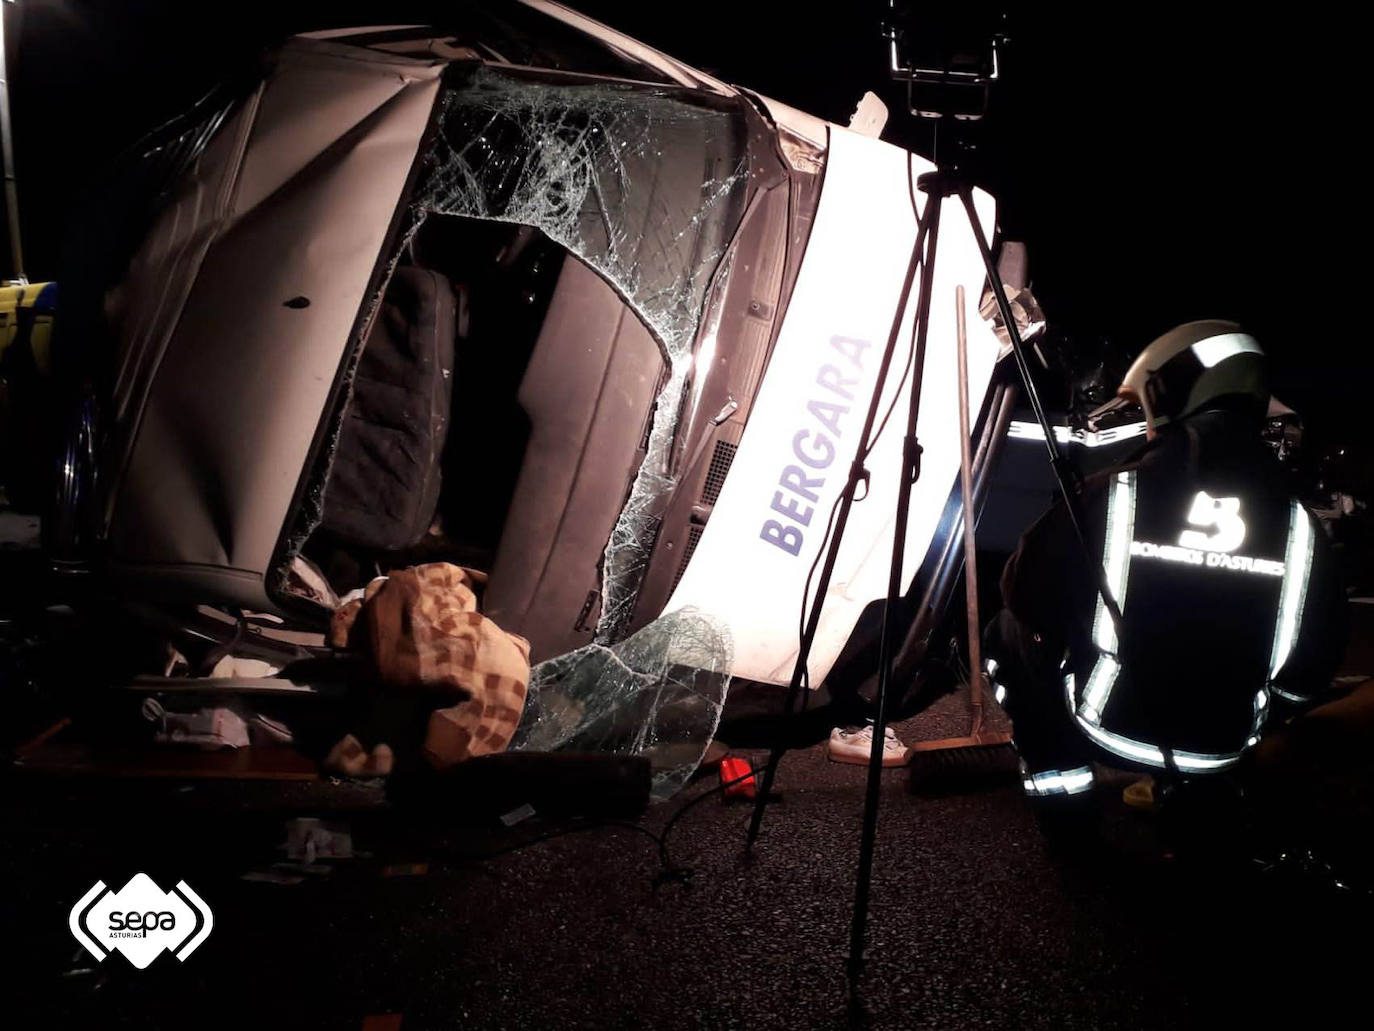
[2, 1, 1363, 449]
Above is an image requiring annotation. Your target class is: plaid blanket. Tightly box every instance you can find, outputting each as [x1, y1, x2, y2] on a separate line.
[330, 563, 531, 768]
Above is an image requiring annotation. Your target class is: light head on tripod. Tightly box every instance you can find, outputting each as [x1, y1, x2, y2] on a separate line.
[883, 3, 1009, 121]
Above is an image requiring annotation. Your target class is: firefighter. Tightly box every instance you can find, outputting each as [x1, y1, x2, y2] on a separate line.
[986, 320, 1347, 814]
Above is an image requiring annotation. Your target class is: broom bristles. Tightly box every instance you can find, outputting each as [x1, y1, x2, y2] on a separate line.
[907, 731, 1019, 792]
[910, 730, 1014, 752]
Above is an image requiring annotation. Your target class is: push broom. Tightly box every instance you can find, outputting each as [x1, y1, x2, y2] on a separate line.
[908, 285, 1018, 785]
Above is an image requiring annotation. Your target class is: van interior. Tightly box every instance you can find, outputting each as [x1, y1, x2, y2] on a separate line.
[301, 214, 667, 662]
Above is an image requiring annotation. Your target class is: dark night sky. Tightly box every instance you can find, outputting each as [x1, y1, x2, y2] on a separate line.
[3, 1, 1364, 448]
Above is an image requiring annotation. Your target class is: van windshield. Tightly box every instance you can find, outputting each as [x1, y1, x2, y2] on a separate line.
[416, 66, 751, 639]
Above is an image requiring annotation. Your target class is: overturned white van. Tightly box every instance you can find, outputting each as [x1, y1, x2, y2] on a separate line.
[65, 2, 1014, 696]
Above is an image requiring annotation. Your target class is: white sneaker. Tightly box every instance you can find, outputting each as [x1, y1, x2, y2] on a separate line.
[827, 724, 912, 767]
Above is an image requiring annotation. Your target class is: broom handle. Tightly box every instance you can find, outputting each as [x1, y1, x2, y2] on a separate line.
[955, 286, 986, 737]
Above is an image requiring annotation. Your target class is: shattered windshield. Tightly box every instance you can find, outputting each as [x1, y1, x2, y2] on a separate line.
[417, 66, 750, 641]
[512, 605, 734, 799]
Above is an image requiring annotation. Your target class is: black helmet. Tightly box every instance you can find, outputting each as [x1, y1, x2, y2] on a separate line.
[1092, 320, 1268, 432]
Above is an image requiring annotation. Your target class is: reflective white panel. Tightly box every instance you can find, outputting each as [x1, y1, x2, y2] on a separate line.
[1023, 765, 1094, 796]
[668, 128, 1001, 684]
[1191, 333, 1262, 368]
[1268, 502, 1315, 680]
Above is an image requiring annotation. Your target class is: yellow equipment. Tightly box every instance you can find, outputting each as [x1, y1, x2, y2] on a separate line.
[0, 281, 56, 378]
[0, 281, 56, 505]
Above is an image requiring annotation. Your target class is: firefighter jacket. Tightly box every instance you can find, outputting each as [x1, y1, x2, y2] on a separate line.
[1001, 408, 1347, 771]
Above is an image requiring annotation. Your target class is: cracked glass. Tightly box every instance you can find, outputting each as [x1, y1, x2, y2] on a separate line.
[510, 606, 734, 799]
[415, 66, 750, 641]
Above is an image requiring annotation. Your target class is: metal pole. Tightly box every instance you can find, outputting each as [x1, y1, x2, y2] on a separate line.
[954, 284, 989, 737]
[846, 182, 944, 992]
[0, 0, 25, 283]
[746, 174, 937, 849]
[957, 188, 1123, 634]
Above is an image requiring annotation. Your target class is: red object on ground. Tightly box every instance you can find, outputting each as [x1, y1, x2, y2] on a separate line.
[719, 757, 756, 799]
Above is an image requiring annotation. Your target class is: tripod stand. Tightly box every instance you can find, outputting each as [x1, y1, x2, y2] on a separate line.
[744, 164, 1111, 997]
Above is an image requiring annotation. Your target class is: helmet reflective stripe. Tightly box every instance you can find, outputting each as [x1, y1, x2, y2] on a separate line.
[1021, 764, 1094, 796]
[1268, 501, 1315, 681]
[1191, 333, 1263, 369]
[1119, 321, 1266, 431]
[1079, 471, 1135, 725]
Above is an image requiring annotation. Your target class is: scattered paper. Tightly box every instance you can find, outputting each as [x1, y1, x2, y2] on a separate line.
[499, 804, 537, 827]
[284, 817, 354, 862]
